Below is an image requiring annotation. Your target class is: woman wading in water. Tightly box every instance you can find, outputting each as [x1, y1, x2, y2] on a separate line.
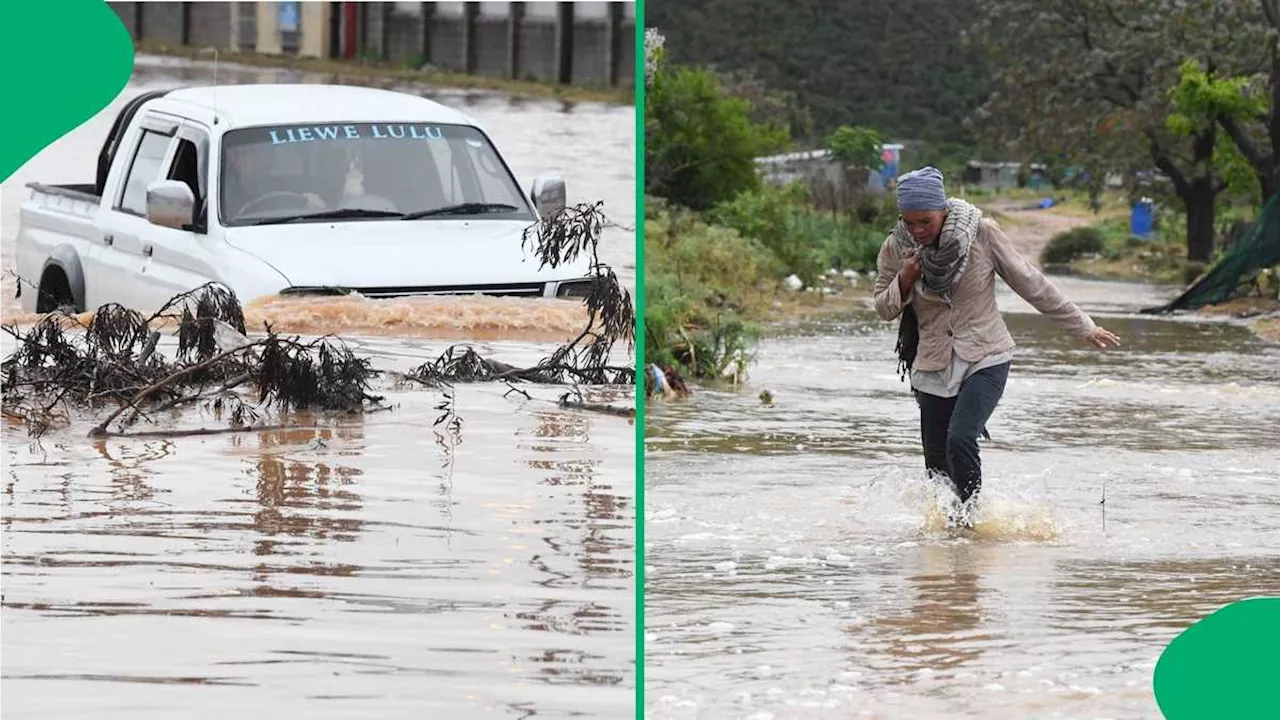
[873, 167, 1121, 524]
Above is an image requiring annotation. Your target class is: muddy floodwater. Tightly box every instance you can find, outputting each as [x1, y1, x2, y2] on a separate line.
[2, 57, 635, 718]
[645, 276, 1280, 719]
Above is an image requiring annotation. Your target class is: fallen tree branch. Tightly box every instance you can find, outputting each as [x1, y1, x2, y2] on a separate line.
[93, 422, 319, 439]
[93, 343, 260, 436]
[146, 371, 254, 417]
[557, 397, 635, 419]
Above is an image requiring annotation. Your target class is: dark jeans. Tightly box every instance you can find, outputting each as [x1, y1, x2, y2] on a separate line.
[914, 361, 1010, 504]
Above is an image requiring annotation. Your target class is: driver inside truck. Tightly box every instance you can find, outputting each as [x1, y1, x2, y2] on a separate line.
[221, 142, 326, 220]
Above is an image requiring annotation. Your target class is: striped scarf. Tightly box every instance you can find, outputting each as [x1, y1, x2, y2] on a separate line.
[892, 197, 983, 303]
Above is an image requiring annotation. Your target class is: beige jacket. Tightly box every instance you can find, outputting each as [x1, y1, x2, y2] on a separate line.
[873, 218, 1097, 372]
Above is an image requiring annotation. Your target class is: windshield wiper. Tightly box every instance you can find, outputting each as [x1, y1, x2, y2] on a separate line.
[401, 203, 519, 220]
[246, 208, 406, 226]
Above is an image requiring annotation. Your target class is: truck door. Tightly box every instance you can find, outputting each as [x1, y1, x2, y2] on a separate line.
[88, 114, 180, 313]
[136, 120, 223, 310]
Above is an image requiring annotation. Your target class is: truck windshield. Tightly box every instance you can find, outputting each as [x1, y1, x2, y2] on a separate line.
[219, 122, 535, 225]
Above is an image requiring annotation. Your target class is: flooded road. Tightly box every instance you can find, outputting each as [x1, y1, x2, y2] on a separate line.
[3, 57, 635, 718]
[644, 276, 1280, 719]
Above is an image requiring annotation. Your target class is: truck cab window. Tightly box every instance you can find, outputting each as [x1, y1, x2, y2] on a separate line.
[167, 138, 205, 223]
[219, 123, 534, 225]
[460, 139, 523, 208]
[119, 130, 174, 216]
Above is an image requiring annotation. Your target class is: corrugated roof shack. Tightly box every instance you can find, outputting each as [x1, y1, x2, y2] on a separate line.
[755, 145, 904, 213]
[960, 161, 1049, 191]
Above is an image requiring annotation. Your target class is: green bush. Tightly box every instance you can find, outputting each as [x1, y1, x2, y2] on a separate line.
[1041, 226, 1106, 265]
[645, 63, 789, 211]
[707, 184, 885, 285]
[646, 197, 780, 309]
[707, 184, 825, 284]
[644, 197, 774, 379]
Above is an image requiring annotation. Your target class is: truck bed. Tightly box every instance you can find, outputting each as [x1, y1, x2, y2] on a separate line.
[24, 182, 101, 221]
[28, 182, 101, 203]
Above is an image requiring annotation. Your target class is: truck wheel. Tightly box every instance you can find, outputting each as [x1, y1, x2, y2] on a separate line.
[36, 267, 77, 314]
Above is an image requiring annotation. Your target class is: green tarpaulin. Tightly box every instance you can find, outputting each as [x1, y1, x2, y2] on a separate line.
[1144, 192, 1280, 313]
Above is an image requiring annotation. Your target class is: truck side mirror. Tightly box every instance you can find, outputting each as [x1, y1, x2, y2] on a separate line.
[146, 180, 195, 230]
[530, 174, 566, 218]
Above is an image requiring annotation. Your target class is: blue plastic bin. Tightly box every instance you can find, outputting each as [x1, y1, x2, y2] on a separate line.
[1131, 198, 1155, 238]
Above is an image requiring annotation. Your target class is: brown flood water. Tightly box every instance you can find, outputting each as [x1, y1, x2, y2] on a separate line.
[645, 276, 1280, 719]
[2, 57, 635, 718]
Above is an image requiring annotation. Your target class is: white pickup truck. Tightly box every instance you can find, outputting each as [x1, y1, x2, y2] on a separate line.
[15, 83, 594, 315]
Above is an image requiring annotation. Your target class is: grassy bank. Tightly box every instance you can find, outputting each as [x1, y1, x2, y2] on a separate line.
[961, 186, 1132, 217]
[645, 186, 889, 383]
[1032, 198, 1263, 286]
[134, 40, 632, 105]
[1042, 218, 1200, 285]
[1200, 296, 1280, 342]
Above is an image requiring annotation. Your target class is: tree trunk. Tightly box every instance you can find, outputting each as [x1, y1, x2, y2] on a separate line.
[1184, 177, 1217, 263]
[1150, 131, 1219, 264]
[1268, 38, 1280, 204]
[1218, 111, 1280, 205]
[1261, 170, 1280, 205]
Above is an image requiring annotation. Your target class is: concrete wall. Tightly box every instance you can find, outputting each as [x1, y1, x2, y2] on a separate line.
[429, 3, 468, 73]
[363, 2, 386, 59]
[140, 2, 186, 45]
[236, 3, 258, 50]
[298, 2, 329, 58]
[474, 4, 513, 78]
[518, 3, 559, 82]
[255, 3, 281, 54]
[616, 3, 635, 87]
[384, 3, 424, 64]
[187, 2, 232, 48]
[110, 1, 635, 89]
[570, 4, 610, 87]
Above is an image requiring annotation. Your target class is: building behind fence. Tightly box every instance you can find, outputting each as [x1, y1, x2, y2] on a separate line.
[108, 2, 635, 89]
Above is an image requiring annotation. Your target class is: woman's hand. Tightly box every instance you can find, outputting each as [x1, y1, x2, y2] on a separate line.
[1087, 326, 1121, 348]
[898, 250, 922, 295]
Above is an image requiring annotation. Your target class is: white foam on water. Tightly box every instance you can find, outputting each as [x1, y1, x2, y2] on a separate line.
[889, 466, 1064, 542]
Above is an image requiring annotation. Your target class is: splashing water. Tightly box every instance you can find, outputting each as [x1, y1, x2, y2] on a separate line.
[899, 471, 1063, 542]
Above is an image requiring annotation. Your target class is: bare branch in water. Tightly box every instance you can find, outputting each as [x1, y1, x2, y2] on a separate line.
[412, 202, 635, 387]
[522, 201, 606, 271]
[3, 285, 383, 439]
[503, 383, 532, 401]
[557, 396, 636, 419]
